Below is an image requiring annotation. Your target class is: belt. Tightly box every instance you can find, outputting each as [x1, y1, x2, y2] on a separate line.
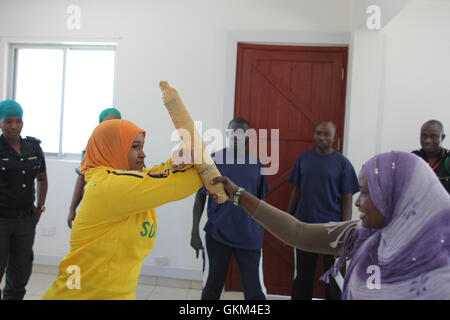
[0, 207, 34, 219]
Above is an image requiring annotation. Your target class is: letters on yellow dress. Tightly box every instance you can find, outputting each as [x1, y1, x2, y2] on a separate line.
[140, 221, 156, 238]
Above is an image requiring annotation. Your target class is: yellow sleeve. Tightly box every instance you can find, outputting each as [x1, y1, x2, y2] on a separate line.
[101, 161, 203, 221]
[144, 158, 174, 172]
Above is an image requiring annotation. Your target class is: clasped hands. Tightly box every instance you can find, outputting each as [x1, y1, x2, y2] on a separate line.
[171, 147, 238, 202]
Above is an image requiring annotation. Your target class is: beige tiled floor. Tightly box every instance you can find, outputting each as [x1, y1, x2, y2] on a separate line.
[1, 265, 288, 300]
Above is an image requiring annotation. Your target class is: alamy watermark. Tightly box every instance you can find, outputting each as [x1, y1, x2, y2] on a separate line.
[66, 5, 81, 30]
[66, 265, 81, 290]
[366, 5, 381, 30]
[366, 265, 381, 290]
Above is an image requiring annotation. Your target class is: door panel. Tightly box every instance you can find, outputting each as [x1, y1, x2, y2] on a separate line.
[226, 43, 348, 297]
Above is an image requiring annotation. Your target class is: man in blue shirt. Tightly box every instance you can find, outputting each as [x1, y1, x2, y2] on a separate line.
[287, 120, 359, 300]
[191, 118, 269, 300]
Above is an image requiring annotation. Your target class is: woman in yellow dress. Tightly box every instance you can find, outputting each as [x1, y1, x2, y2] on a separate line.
[42, 119, 202, 299]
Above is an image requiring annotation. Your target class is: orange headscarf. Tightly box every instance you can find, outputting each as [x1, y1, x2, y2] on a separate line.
[81, 119, 146, 173]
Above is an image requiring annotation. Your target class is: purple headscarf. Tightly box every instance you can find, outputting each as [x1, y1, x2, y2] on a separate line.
[326, 151, 450, 299]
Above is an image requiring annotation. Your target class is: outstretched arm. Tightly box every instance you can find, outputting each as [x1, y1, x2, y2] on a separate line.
[95, 149, 203, 223]
[209, 176, 358, 256]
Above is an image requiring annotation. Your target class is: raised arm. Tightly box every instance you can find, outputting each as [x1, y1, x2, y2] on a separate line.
[92, 159, 203, 222]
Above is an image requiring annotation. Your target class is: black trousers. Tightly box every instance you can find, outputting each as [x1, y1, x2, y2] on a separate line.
[291, 249, 343, 300]
[202, 234, 266, 300]
[0, 210, 37, 300]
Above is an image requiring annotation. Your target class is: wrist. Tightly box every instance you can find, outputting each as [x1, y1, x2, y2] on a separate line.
[233, 187, 246, 206]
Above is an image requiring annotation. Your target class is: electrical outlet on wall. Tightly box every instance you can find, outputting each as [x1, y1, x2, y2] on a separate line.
[40, 226, 55, 237]
[154, 256, 169, 266]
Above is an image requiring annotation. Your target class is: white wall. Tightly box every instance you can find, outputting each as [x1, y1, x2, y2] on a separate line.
[346, 0, 450, 179]
[1, 0, 448, 282]
[0, 0, 353, 280]
[349, 0, 412, 30]
[345, 30, 386, 176]
[345, 0, 450, 219]
[378, 0, 450, 152]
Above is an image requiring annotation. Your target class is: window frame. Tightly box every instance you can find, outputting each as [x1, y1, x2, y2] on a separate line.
[7, 42, 117, 159]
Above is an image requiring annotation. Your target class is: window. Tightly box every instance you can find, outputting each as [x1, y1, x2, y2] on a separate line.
[10, 44, 116, 157]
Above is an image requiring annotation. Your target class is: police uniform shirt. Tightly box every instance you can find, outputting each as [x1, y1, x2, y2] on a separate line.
[0, 135, 46, 211]
[412, 148, 450, 194]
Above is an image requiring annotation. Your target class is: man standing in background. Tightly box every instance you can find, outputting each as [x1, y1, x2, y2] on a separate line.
[190, 118, 269, 300]
[412, 120, 450, 194]
[287, 120, 359, 300]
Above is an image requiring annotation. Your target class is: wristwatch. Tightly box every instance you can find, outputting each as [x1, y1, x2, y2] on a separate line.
[233, 187, 246, 206]
[38, 205, 46, 212]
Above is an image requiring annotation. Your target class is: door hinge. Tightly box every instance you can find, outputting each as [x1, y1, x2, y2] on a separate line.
[342, 68, 345, 80]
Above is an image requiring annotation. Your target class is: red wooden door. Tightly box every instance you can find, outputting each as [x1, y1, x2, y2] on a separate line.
[225, 43, 348, 297]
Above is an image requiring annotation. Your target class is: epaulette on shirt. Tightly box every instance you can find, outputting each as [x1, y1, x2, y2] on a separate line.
[25, 136, 42, 144]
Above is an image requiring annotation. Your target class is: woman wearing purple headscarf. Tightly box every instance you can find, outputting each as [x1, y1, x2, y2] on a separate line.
[209, 151, 450, 299]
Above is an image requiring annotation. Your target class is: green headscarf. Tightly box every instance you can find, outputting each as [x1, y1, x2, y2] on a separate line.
[0, 100, 23, 120]
[99, 107, 121, 123]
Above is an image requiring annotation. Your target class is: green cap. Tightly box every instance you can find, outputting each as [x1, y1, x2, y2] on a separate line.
[0, 100, 23, 120]
[99, 107, 121, 123]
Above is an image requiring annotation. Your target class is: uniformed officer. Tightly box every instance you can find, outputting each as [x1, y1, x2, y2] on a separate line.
[0, 99, 48, 300]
